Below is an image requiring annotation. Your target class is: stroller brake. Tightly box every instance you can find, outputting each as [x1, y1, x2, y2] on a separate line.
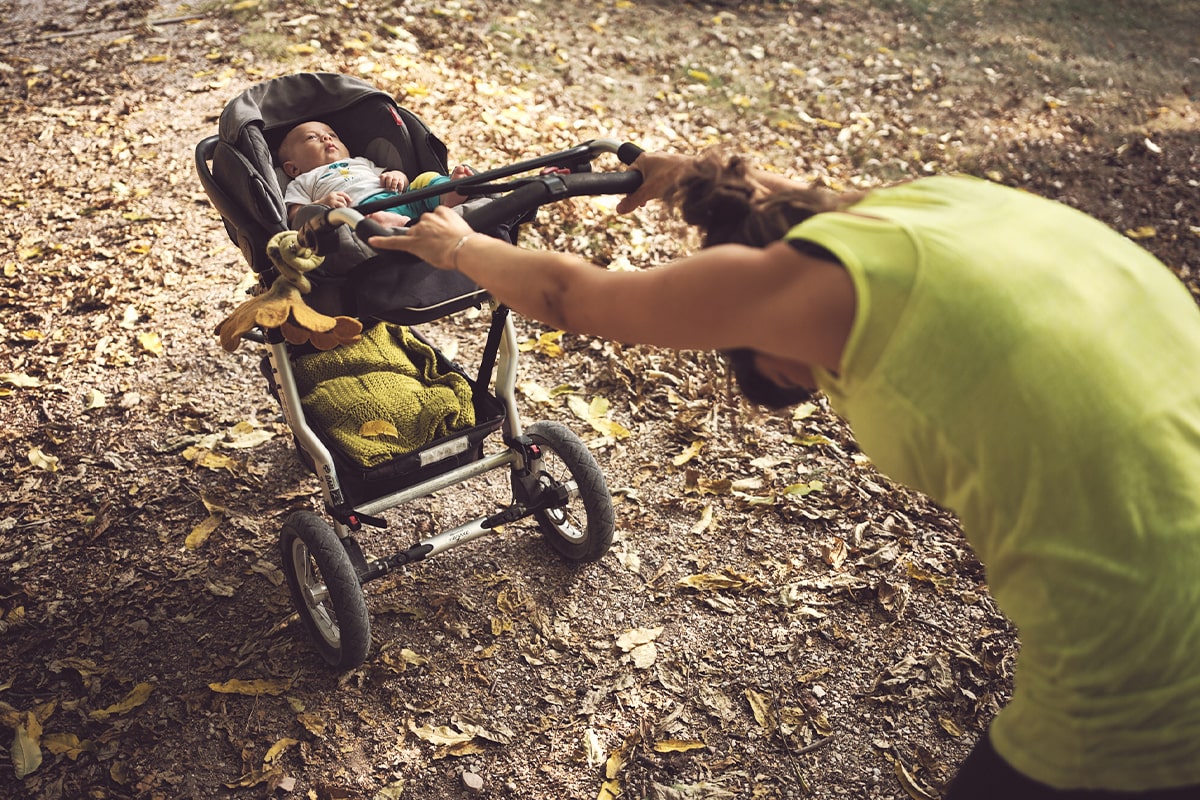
[482, 478, 572, 531]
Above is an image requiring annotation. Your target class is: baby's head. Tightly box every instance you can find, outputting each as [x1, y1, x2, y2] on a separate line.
[278, 121, 351, 178]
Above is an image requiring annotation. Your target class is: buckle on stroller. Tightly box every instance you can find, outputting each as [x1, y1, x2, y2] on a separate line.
[327, 504, 386, 532]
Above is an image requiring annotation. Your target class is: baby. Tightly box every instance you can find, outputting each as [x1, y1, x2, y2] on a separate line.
[278, 120, 471, 227]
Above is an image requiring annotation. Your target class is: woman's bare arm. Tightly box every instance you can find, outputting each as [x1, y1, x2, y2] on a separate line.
[369, 207, 853, 372]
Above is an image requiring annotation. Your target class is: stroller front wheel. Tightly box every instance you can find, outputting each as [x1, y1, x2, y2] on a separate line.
[519, 421, 615, 563]
[279, 510, 372, 668]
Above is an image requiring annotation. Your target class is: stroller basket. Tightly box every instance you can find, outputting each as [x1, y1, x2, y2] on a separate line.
[286, 324, 508, 505]
[196, 72, 643, 669]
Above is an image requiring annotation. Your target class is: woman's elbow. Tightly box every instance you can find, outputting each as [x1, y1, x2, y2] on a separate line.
[535, 287, 569, 331]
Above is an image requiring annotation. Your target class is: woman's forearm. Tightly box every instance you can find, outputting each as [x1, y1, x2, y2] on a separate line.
[451, 234, 597, 333]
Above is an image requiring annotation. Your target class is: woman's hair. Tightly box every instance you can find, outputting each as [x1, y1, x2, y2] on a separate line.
[663, 150, 858, 248]
[664, 151, 862, 409]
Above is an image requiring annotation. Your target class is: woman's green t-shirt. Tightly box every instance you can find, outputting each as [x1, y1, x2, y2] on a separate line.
[796, 175, 1200, 790]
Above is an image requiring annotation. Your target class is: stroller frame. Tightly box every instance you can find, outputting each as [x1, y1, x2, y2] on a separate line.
[196, 73, 644, 668]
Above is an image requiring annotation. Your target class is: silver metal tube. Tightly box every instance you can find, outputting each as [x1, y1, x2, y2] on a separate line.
[415, 516, 494, 558]
[268, 342, 349, 512]
[587, 138, 622, 154]
[355, 449, 519, 517]
[327, 207, 365, 227]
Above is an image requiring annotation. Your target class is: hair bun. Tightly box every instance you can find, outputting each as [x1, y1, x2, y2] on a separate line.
[671, 154, 756, 233]
[666, 151, 848, 248]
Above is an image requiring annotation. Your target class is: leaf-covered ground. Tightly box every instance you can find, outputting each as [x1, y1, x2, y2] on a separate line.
[1, 1, 1197, 798]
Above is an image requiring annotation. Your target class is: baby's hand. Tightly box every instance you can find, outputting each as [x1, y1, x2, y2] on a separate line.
[442, 164, 475, 208]
[380, 170, 409, 192]
[314, 191, 353, 208]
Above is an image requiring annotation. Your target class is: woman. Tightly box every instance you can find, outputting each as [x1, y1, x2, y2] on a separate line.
[370, 151, 1200, 798]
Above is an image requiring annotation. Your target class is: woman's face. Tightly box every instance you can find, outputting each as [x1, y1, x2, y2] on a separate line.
[724, 349, 815, 409]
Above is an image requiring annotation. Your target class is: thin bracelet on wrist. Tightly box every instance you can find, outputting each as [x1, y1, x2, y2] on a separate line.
[451, 233, 476, 270]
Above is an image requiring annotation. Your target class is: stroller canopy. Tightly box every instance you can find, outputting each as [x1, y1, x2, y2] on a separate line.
[219, 72, 388, 149]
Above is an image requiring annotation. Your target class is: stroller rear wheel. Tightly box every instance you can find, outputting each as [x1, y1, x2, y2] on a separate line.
[519, 421, 615, 563]
[279, 510, 371, 668]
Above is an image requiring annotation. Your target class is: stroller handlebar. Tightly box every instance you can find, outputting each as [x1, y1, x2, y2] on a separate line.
[295, 142, 647, 254]
[461, 170, 643, 233]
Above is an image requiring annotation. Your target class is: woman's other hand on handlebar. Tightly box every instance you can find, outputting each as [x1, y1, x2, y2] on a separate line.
[615, 151, 693, 214]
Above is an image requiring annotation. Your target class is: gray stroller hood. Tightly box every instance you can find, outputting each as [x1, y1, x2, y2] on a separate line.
[218, 72, 386, 149]
[219, 72, 450, 198]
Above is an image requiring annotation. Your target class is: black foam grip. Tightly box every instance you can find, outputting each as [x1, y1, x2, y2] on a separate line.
[617, 143, 645, 165]
[294, 204, 336, 252]
[461, 172, 644, 232]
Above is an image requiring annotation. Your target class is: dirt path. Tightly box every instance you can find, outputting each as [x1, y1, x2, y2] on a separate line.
[1, 1, 1197, 799]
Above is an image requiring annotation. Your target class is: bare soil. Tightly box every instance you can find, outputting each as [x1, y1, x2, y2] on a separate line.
[1, 1, 1197, 799]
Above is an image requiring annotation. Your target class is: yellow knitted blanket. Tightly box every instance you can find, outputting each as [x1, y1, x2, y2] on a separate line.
[292, 323, 476, 468]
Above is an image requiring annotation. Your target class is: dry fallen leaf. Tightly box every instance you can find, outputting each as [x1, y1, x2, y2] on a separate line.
[652, 739, 706, 753]
[615, 626, 663, 651]
[629, 641, 658, 669]
[677, 571, 750, 592]
[1, 372, 41, 388]
[208, 679, 291, 697]
[137, 330, 164, 355]
[823, 537, 849, 569]
[745, 688, 777, 732]
[360, 419, 400, 438]
[186, 496, 227, 550]
[568, 394, 631, 439]
[11, 724, 42, 777]
[584, 728, 606, 767]
[519, 330, 565, 357]
[518, 380, 553, 404]
[182, 445, 240, 472]
[223, 421, 276, 449]
[263, 737, 300, 765]
[27, 447, 60, 472]
[893, 757, 939, 800]
[41, 732, 91, 761]
[938, 715, 965, 737]
[185, 513, 222, 550]
[89, 682, 155, 720]
[672, 439, 704, 466]
[83, 388, 107, 409]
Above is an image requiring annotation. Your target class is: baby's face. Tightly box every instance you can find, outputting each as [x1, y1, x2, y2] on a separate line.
[280, 122, 351, 177]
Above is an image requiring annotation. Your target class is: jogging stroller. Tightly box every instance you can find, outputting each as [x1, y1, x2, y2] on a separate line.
[195, 72, 645, 668]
